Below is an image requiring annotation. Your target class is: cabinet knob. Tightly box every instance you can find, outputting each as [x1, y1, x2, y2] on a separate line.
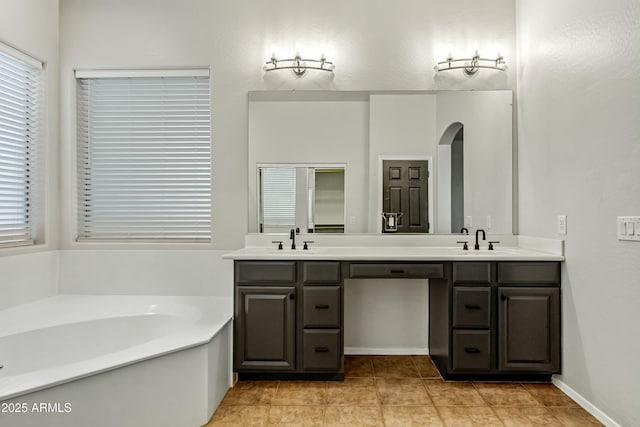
[289, 293, 295, 300]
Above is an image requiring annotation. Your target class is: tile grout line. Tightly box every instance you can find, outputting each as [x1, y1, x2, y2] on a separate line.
[518, 381, 586, 427]
[418, 372, 444, 425]
[470, 381, 507, 426]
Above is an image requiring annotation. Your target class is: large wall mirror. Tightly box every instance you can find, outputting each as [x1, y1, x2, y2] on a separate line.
[248, 90, 513, 235]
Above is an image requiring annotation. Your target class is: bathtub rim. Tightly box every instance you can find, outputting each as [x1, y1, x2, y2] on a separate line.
[0, 294, 233, 401]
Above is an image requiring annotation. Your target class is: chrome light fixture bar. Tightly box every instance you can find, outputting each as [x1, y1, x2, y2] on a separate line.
[435, 50, 506, 76]
[264, 53, 335, 77]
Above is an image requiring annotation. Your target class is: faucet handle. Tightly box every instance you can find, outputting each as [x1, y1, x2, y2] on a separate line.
[303, 240, 315, 250]
[488, 241, 500, 250]
[271, 240, 283, 250]
[456, 241, 469, 251]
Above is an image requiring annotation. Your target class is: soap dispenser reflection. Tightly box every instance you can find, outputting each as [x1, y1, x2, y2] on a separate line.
[381, 212, 402, 232]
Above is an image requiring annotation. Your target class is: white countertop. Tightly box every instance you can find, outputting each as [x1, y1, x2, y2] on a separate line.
[223, 246, 564, 261]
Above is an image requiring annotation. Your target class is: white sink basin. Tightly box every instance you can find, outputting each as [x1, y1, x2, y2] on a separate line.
[455, 248, 521, 256]
[255, 247, 328, 256]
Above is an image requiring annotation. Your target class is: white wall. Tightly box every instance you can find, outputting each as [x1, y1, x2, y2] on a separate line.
[59, 0, 516, 251]
[0, 0, 60, 308]
[0, 252, 59, 310]
[516, 0, 640, 425]
[345, 279, 429, 354]
[58, 250, 233, 298]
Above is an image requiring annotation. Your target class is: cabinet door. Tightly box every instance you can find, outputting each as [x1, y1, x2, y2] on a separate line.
[235, 286, 296, 371]
[498, 287, 560, 373]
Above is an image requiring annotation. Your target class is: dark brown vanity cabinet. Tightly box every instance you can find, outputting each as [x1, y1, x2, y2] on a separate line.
[498, 263, 561, 373]
[449, 263, 494, 373]
[233, 258, 560, 381]
[234, 260, 343, 379]
[235, 286, 296, 371]
[431, 261, 561, 380]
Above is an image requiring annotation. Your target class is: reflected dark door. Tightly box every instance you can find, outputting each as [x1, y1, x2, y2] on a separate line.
[382, 160, 429, 233]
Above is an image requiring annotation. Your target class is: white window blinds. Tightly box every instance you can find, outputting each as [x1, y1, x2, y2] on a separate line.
[0, 47, 42, 248]
[76, 70, 211, 241]
[260, 167, 296, 230]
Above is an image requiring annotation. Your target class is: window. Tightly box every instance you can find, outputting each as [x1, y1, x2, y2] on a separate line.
[76, 69, 211, 241]
[0, 45, 42, 248]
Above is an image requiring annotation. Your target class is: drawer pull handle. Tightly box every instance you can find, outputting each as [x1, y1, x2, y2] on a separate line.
[315, 304, 330, 309]
[390, 269, 405, 274]
[315, 347, 329, 353]
[464, 347, 481, 354]
[465, 304, 481, 310]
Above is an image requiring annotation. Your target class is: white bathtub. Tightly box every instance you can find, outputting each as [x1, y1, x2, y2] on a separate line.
[0, 295, 233, 427]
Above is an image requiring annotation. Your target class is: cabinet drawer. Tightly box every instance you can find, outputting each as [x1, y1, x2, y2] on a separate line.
[452, 287, 491, 328]
[453, 262, 492, 284]
[303, 329, 341, 371]
[452, 330, 491, 372]
[303, 286, 341, 328]
[498, 262, 560, 284]
[349, 263, 443, 279]
[303, 262, 341, 284]
[235, 261, 296, 283]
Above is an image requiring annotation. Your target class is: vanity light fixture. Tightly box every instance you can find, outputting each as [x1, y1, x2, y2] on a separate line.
[264, 53, 335, 77]
[435, 50, 506, 76]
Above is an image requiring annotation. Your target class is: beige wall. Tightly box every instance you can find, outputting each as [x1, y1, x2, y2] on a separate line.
[59, 0, 516, 250]
[517, 0, 640, 425]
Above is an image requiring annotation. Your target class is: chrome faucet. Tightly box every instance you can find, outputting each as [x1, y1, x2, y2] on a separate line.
[474, 229, 486, 250]
[289, 228, 297, 250]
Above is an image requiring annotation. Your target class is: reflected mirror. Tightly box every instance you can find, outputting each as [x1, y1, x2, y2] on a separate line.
[258, 165, 345, 233]
[248, 90, 513, 235]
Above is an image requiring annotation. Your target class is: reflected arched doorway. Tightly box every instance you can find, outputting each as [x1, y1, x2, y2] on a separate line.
[437, 122, 464, 233]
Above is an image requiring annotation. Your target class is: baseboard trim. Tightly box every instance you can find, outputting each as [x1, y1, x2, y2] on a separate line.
[552, 377, 620, 427]
[344, 347, 428, 355]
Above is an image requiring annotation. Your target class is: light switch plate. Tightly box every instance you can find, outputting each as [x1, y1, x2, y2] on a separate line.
[557, 215, 567, 235]
[464, 216, 473, 228]
[617, 216, 640, 241]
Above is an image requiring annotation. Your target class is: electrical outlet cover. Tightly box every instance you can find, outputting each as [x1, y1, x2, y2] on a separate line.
[557, 215, 567, 235]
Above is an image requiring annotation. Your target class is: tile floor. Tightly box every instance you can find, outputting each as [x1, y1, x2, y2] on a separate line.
[204, 355, 602, 426]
